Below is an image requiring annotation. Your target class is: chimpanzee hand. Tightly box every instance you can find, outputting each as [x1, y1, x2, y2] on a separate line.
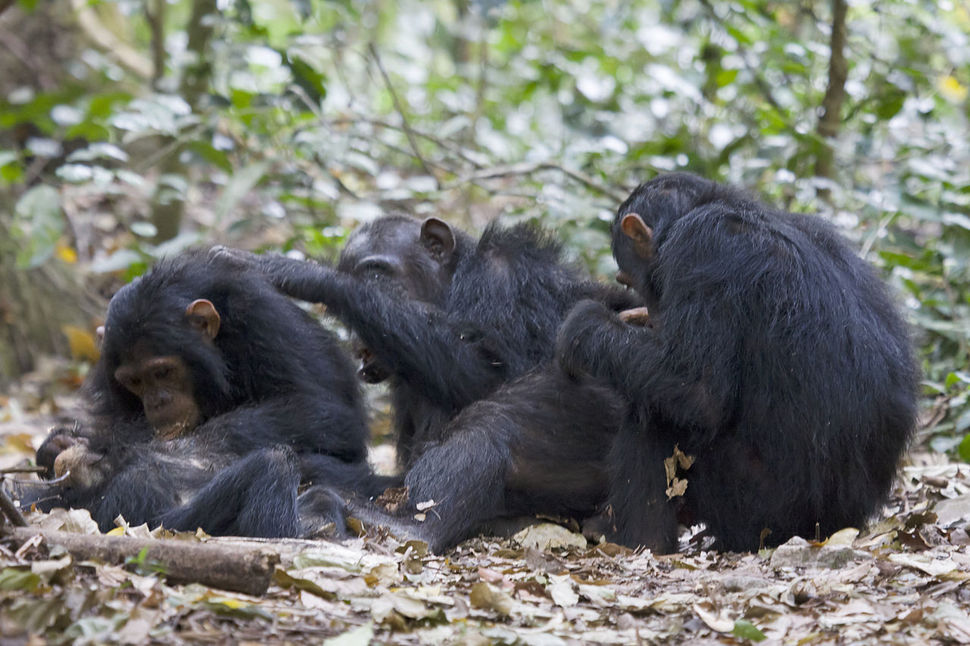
[556, 299, 616, 378]
[618, 306, 651, 327]
[207, 245, 261, 271]
[298, 485, 352, 539]
[36, 426, 82, 479]
[50, 439, 108, 490]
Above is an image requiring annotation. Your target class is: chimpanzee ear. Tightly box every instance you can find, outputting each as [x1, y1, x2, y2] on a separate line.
[620, 213, 654, 260]
[420, 217, 456, 262]
[185, 299, 221, 340]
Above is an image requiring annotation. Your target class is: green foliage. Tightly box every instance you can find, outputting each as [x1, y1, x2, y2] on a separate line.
[2, 0, 970, 452]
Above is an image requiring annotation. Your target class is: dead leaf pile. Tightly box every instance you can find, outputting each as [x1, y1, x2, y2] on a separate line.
[2, 389, 970, 643]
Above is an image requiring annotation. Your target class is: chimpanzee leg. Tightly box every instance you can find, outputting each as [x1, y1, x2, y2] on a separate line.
[160, 447, 301, 538]
[607, 418, 679, 553]
[404, 425, 510, 550]
[334, 423, 511, 552]
[300, 453, 400, 498]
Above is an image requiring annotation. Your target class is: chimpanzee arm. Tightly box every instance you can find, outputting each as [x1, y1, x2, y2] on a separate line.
[556, 299, 736, 437]
[194, 391, 369, 463]
[249, 255, 511, 411]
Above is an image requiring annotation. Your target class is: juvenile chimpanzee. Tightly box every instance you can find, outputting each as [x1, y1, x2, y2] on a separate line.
[556, 173, 919, 553]
[32, 249, 371, 537]
[221, 216, 639, 550]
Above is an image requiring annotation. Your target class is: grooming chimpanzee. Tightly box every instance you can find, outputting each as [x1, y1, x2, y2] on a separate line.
[32, 250, 371, 537]
[556, 173, 919, 553]
[221, 216, 639, 550]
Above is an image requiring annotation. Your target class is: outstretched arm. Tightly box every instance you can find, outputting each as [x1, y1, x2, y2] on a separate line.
[223, 250, 513, 411]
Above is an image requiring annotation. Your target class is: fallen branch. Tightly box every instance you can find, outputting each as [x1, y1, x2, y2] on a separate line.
[1, 526, 279, 596]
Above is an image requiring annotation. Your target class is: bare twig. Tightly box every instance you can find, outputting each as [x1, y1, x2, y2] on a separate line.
[0, 466, 46, 475]
[0, 488, 27, 527]
[696, 0, 786, 116]
[71, 0, 152, 78]
[368, 43, 440, 187]
[329, 115, 486, 169]
[449, 161, 627, 202]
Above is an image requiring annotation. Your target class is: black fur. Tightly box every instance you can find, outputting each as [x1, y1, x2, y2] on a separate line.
[32, 249, 370, 536]
[247, 216, 638, 550]
[556, 173, 920, 552]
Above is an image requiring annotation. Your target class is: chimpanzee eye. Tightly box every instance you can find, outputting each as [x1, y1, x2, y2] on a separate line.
[154, 366, 171, 380]
[357, 259, 393, 281]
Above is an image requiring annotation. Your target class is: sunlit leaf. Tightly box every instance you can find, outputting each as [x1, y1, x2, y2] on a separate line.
[0, 568, 41, 591]
[938, 75, 968, 102]
[62, 325, 99, 361]
[732, 619, 767, 642]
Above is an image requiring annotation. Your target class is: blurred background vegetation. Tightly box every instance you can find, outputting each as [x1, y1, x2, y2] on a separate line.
[0, 0, 968, 457]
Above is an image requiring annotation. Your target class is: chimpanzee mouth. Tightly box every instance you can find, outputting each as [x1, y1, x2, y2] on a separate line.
[355, 346, 391, 384]
[615, 271, 634, 288]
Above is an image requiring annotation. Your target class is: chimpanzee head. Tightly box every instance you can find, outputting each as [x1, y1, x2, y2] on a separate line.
[338, 215, 464, 306]
[612, 173, 717, 306]
[91, 254, 235, 438]
[338, 215, 471, 384]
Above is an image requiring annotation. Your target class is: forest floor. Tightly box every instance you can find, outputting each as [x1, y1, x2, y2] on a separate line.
[1, 358, 969, 645]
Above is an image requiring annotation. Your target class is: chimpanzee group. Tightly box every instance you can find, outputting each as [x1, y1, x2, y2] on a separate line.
[31, 173, 919, 553]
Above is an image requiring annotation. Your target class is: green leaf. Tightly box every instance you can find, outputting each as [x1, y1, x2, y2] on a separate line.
[0, 568, 41, 591]
[12, 184, 63, 268]
[945, 372, 970, 389]
[286, 53, 328, 104]
[732, 619, 767, 642]
[958, 433, 970, 463]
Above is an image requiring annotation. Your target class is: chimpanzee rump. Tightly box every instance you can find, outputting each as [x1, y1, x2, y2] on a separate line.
[230, 216, 639, 550]
[32, 249, 371, 537]
[556, 173, 919, 552]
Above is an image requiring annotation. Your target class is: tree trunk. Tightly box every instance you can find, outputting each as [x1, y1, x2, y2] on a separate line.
[815, 0, 848, 185]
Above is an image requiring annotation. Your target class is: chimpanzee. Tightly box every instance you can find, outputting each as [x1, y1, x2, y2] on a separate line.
[556, 173, 920, 553]
[31, 249, 372, 537]
[219, 216, 639, 549]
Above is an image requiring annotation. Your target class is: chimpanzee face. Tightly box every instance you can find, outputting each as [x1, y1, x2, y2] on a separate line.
[339, 216, 456, 306]
[338, 216, 459, 384]
[611, 173, 718, 307]
[113, 342, 201, 439]
[104, 297, 221, 439]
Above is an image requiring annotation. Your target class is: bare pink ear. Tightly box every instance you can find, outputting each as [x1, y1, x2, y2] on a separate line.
[185, 299, 221, 340]
[620, 213, 654, 259]
[420, 217, 456, 261]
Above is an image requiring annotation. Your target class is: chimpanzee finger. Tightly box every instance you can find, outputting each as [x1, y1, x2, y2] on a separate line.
[618, 307, 650, 326]
[207, 245, 260, 270]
